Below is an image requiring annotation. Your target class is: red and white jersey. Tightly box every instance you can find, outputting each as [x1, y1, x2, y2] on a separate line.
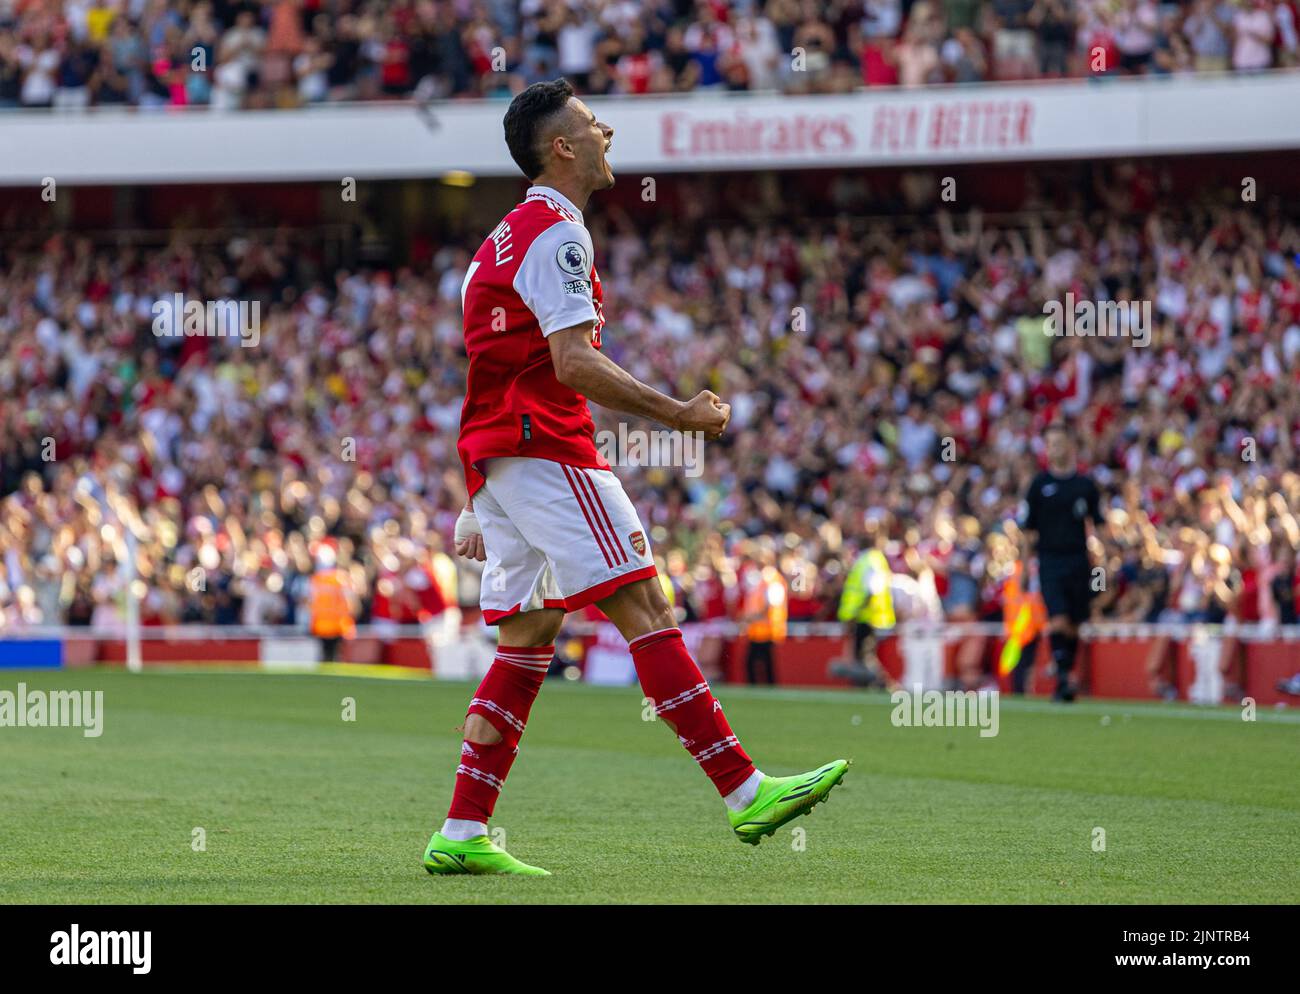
[457, 185, 608, 496]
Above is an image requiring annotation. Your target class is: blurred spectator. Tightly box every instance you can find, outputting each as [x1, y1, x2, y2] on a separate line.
[895, 2, 943, 85]
[0, 1, 1297, 113]
[1, 161, 1300, 712]
[1029, 0, 1073, 76]
[1232, 0, 1277, 71]
[1114, 0, 1158, 75]
[1183, 0, 1233, 72]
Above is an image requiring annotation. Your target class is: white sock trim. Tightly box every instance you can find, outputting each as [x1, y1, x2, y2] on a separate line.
[723, 770, 765, 812]
[440, 818, 488, 841]
[629, 627, 681, 651]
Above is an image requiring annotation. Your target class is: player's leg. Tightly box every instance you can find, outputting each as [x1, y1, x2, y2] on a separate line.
[424, 481, 559, 876]
[442, 606, 564, 837]
[1047, 616, 1078, 701]
[598, 561, 848, 847]
[597, 574, 758, 797]
[510, 462, 761, 807]
[425, 619, 561, 876]
[459, 608, 564, 749]
[485, 457, 849, 844]
[1039, 559, 1079, 701]
[1061, 559, 1098, 698]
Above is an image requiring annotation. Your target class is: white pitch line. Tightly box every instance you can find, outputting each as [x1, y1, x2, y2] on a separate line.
[78, 667, 1300, 725]
[712, 685, 1300, 724]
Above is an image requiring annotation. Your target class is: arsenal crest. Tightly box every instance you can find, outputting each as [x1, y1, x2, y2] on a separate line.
[629, 531, 647, 556]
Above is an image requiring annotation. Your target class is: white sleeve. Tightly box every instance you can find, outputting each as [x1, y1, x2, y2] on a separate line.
[513, 220, 599, 336]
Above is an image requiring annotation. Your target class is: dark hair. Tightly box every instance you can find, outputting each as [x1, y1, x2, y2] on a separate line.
[503, 79, 575, 181]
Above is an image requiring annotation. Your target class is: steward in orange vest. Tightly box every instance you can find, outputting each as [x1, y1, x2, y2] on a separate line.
[309, 546, 356, 660]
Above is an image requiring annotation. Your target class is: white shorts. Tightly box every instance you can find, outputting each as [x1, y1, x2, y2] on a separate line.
[474, 457, 657, 624]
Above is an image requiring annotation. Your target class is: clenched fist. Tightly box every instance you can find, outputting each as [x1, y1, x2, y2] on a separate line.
[675, 390, 731, 440]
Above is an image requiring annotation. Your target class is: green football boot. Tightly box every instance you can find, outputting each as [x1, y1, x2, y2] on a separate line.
[728, 760, 850, 846]
[422, 832, 551, 876]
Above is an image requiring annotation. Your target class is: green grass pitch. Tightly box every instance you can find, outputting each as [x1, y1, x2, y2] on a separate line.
[1, 668, 1296, 904]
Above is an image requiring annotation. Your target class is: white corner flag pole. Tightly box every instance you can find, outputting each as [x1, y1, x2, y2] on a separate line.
[124, 529, 142, 673]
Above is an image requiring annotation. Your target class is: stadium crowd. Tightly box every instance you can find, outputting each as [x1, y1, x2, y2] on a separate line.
[0, 0, 1296, 111]
[3, 165, 1300, 673]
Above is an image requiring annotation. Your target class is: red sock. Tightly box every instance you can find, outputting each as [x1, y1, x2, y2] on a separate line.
[446, 645, 551, 823]
[629, 628, 755, 797]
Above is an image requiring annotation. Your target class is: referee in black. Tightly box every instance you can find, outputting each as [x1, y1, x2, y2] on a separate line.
[1019, 423, 1104, 702]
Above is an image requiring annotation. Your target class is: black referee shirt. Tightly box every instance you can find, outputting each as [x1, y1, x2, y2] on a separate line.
[1020, 470, 1103, 560]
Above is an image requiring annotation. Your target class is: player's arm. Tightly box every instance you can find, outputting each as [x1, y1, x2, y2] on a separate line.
[516, 221, 730, 438]
[548, 323, 730, 438]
